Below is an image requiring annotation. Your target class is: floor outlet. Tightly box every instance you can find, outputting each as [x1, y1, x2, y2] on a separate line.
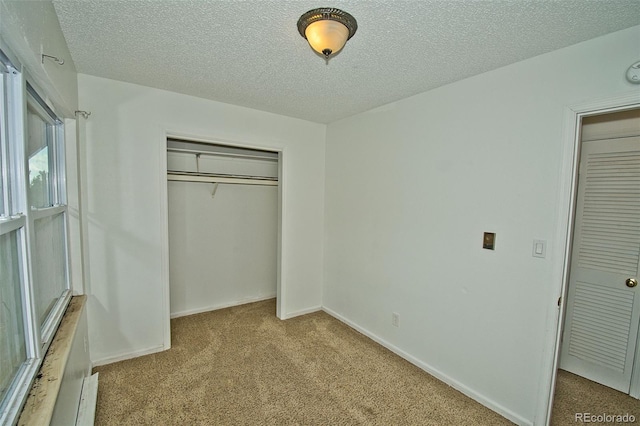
[392, 312, 400, 327]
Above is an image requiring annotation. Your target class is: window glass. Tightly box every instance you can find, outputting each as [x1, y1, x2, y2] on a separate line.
[33, 212, 67, 325]
[0, 230, 27, 405]
[27, 105, 52, 209]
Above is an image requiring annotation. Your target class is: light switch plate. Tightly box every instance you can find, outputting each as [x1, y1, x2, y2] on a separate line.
[533, 239, 546, 258]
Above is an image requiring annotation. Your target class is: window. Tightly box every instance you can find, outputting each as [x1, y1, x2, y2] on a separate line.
[32, 213, 68, 325]
[26, 85, 69, 334]
[27, 105, 53, 209]
[0, 230, 27, 405]
[0, 49, 71, 425]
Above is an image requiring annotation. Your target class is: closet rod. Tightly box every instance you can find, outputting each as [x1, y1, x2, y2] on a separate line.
[167, 173, 278, 186]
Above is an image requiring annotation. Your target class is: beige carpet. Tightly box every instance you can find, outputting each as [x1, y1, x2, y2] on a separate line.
[551, 369, 639, 425]
[93, 299, 513, 425]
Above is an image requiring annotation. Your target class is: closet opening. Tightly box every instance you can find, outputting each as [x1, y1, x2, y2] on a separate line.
[165, 138, 280, 322]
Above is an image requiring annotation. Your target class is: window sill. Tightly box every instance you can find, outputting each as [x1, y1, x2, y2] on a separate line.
[17, 295, 87, 425]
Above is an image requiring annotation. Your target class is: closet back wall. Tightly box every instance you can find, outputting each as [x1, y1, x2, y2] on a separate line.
[167, 153, 278, 317]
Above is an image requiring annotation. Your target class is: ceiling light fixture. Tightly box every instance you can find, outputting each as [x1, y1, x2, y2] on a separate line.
[297, 8, 357, 62]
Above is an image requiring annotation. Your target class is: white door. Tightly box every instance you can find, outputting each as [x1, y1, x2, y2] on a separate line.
[560, 136, 640, 393]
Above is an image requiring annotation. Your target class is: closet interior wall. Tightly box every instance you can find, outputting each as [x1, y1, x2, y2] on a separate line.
[166, 139, 278, 318]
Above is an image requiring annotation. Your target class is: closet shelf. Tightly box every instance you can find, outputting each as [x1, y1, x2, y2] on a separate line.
[167, 170, 278, 186]
[167, 147, 277, 162]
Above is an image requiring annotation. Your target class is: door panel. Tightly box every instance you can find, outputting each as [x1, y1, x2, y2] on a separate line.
[560, 136, 640, 393]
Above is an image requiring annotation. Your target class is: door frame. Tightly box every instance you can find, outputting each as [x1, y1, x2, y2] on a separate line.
[541, 92, 640, 424]
[158, 130, 286, 351]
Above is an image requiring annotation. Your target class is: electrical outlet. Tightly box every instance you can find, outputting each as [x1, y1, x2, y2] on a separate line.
[391, 312, 400, 327]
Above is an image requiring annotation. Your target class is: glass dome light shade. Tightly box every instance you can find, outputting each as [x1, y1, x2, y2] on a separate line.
[297, 8, 357, 60]
[305, 20, 350, 57]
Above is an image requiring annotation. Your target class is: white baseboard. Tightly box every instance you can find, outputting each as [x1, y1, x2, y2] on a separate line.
[170, 294, 276, 319]
[282, 305, 322, 319]
[92, 344, 166, 367]
[321, 306, 531, 426]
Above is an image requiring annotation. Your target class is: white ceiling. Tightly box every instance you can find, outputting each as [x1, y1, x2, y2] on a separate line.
[52, 1, 640, 124]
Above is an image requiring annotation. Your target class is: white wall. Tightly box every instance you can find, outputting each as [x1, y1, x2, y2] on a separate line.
[0, 0, 78, 116]
[168, 181, 278, 317]
[323, 25, 640, 425]
[78, 74, 326, 364]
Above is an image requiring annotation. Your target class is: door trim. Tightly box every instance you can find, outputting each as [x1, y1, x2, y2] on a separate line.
[540, 92, 640, 425]
[158, 129, 287, 354]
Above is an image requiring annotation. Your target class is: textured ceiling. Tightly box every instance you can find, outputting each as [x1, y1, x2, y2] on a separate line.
[52, 0, 640, 124]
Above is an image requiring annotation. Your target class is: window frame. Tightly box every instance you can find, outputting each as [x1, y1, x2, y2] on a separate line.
[0, 60, 8, 217]
[25, 82, 71, 344]
[0, 48, 72, 425]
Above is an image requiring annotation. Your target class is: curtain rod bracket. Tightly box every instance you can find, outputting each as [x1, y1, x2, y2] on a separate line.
[74, 110, 91, 119]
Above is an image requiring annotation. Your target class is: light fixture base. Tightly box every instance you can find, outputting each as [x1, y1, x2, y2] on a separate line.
[297, 8, 357, 60]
